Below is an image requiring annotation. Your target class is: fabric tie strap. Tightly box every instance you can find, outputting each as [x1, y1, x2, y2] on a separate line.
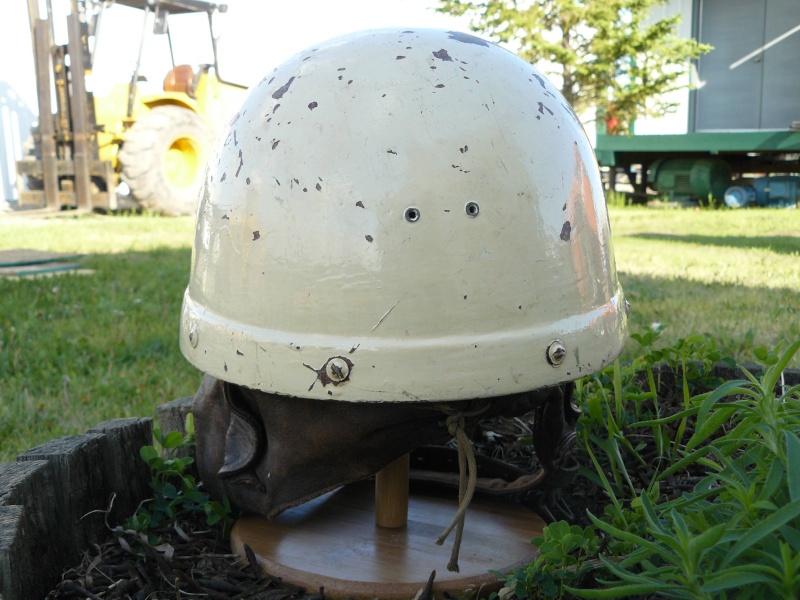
[434, 403, 488, 572]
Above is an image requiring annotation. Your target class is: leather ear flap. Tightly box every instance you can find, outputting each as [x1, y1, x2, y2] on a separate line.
[217, 383, 264, 477]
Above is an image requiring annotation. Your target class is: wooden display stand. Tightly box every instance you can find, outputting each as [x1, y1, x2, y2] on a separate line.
[231, 455, 545, 599]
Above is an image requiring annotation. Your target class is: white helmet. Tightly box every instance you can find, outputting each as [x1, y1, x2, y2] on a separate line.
[180, 28, 628, 403]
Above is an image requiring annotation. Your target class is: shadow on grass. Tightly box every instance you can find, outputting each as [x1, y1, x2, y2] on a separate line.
[627, 233, 800, 255]
[0, 247, 199, 461]
[618, 271, 800, 366]
[3, 245, 799, 461]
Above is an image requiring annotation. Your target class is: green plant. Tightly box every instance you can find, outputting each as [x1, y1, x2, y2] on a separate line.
[566, 338, 800, 599]
[124, 413, 232, 539]
[575, 327, 736, 501]
[698, 193, 725, 210]
[490, 330, 800, 598]
[436, 0, 711, 134]
[493, 521, 600, 599]
[605, 191, 629, 208]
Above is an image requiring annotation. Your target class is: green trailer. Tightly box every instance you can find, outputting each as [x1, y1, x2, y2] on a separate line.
[596, 129, 800, 203]
[596, 0, 800, 206]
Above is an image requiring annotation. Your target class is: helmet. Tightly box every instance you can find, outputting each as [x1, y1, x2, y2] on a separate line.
[180, 27, 627, 402]
[181, 30, 630, 566]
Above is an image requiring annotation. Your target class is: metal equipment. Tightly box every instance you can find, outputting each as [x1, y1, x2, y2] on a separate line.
[597, 0, 800, 205]
[649, 157, 732, 203]
[724, 175, 800, 208]
[16, 0, 246, 214]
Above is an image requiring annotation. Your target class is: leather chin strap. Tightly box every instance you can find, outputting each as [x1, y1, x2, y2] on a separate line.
[192, 374, 578, 570]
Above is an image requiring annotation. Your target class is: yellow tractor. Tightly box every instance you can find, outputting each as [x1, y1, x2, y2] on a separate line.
[17, 0, 246, 215]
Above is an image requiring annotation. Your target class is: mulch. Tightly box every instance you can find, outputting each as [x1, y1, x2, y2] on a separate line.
[43, 412, 591, 600]
[45, 511, 323, 600]
[43, 385, 687, 600]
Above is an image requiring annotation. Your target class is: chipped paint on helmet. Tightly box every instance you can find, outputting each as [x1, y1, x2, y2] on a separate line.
[180, 28, 628, 402]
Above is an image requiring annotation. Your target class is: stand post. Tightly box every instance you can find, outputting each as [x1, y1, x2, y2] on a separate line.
[374, 454, 410, 528]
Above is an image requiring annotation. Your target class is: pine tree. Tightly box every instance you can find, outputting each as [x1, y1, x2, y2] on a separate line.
[437, 0, 711, 134]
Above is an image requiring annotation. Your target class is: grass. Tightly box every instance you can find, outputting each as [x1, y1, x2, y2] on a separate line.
[609, 206, 800, 366]
[0, 214, 198, 461]
[0, 205, 799, 462]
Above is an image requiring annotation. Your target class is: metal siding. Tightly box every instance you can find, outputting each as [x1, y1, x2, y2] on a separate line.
[695, 0, 766, 131]
[644, 0, 694, 37]
[760, 0, 800, 129]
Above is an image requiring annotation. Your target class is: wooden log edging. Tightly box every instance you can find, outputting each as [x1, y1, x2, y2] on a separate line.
[0, 417, 152, 600]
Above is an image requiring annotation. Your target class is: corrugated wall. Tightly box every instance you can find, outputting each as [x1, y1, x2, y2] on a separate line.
[694, 0, 800, 132]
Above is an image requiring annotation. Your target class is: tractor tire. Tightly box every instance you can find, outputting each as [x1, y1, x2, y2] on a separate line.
[118, 105, 213, 216]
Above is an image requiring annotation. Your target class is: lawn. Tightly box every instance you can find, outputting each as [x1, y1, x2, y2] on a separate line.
[1, 206, 798, 462]
[0, 214, 198, 461]
[611, 206, 800, 364]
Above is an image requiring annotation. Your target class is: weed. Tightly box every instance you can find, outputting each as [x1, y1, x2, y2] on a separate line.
[605, 191, 630, 208]
[499, 332, 800, 599]
[573, 338, 800, 599]
[124, 414, 232, 540]
[493, 522, 599, 599]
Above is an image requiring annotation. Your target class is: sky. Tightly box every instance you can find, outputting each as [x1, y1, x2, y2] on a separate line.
[1, 0, 472, 115]
[0, 0, 475, 203]
[0, 0, 697, 203]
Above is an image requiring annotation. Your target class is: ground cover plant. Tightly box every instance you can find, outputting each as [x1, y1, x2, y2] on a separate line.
[1, 205, 799, 461]
[493, 332, 800, 599]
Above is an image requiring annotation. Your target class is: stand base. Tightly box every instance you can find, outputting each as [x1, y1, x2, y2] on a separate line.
[231, 481, 545, 599]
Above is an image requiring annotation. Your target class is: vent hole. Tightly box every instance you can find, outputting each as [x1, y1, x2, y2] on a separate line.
[405, 207, 421, 222]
